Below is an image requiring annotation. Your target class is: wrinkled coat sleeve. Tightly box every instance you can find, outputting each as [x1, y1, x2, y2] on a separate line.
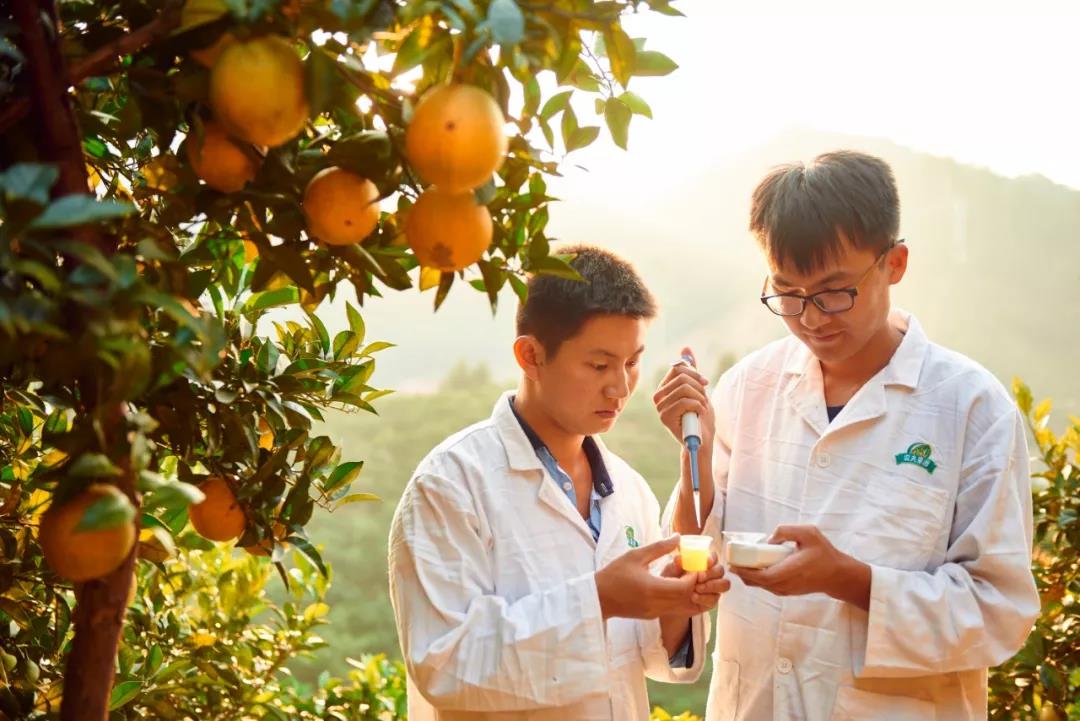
[856, 409, 1041, 678]
[389, 471, 609, 711]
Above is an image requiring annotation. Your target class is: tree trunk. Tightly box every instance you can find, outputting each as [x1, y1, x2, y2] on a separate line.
[11, 3, 138, 719]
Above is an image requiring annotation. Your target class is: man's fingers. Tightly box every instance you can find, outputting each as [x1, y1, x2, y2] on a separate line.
[656, 379, 710, 407]
[768, 524, 816, 545]
[631, 535, 681, 564]
[695, 578, 731, 595]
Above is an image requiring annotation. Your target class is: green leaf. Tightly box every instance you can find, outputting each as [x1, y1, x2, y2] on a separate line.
[508, 272, 528, 302]
[536, 254, 585, 281]
[289, 535, 329, 578]
[359, 340, 394, 355]
[633, 50, 678, 77]
[523, 76, 541, 117]
[76, 490, 135, 532]
[566, 126, 601, 153]
[109, 681, 141, 710]
[305, 46, 339, 118]
[1013, 378, 1033, 415]
[256, 340, 280, 374]
[146, 645, 165, 677]
[0, 163, 58, 205]
[604, 27, 636, 87]
[560, 105, 579, 145]
[618, 91, 653, 118]
[487, 0, 524, 45]
[337, 492, 380, 505]
[144, 480, 205, 509]
[394, 24, 439, 75]
[305, 310, 331, 355]
[604, 98, 632, 149]
[540, 90, 572, 121]
[54, 240, 119, 281]
[434, 269, 454, 311]
[324, 461, 364, 496]
[345, 301, 366, 343]
[29, 195, 135, 229]
[69, 453, 122, 478]
[243, 287, 300, 312]
[333, 330, 361, 360]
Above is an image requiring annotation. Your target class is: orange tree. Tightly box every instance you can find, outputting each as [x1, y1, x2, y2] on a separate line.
[0, 0, 679, 718]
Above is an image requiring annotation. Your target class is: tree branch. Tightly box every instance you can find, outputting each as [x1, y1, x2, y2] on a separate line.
[0, 3, 183, 136]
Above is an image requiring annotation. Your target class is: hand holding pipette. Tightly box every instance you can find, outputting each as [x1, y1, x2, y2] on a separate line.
[652, 348, 715, 534]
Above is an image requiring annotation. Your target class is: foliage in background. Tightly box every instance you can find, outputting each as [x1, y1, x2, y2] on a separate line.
[988, 381, 1079, 721]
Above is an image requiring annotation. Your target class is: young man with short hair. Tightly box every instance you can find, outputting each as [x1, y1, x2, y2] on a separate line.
[390, 245, 728, 720]
[654, 151, 1039, 720]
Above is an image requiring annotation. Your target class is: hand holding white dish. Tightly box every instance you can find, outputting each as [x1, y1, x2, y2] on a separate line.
[722, 531, 795, 569]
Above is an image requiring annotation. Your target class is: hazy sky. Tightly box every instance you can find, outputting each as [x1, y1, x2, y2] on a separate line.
[550, 0, 1080, 202]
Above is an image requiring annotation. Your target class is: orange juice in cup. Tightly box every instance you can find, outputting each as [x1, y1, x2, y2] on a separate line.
[679, 534, 712, 573]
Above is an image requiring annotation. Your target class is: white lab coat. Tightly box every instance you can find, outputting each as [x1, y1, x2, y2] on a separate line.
[390, 392, 709, 721]
[669, 311, 1039, 721]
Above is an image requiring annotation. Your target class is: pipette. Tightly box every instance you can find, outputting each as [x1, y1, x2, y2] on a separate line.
[678, 353, 702, 530]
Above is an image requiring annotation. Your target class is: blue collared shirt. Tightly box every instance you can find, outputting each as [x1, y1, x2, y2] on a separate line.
[509, 397, 612, 541]
[509, 397, 692, 667]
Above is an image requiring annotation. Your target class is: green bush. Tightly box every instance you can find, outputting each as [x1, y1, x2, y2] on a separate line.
[988, 382, 1080, 720]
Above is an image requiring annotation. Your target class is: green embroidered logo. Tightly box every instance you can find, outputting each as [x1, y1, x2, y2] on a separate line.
[895, 442, 937, 474]
[625, 526, 639, 548]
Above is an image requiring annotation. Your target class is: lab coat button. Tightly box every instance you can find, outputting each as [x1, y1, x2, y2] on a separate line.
[776, 657, 793, 674]
[816, 452, 831, 468]
[562, 482, 572, 492]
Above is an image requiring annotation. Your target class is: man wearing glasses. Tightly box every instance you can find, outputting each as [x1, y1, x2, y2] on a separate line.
[652, 151, 1039, 720]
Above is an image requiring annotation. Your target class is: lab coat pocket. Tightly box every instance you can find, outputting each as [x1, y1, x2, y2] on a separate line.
[706, 658, 739, 721]
[857, 474, 949, 569]
[830, 685, 937, 721]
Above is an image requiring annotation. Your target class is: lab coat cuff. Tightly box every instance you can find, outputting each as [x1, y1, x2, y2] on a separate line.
[639, 611, 708, 683]
[855, 563, 906, 678]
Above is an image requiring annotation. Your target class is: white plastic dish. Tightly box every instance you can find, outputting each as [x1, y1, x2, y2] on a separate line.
[722, 531, 795, 569]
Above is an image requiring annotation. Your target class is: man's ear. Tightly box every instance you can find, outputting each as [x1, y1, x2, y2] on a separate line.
[513, 336, 545, 381]
[887, 242, 909, 285]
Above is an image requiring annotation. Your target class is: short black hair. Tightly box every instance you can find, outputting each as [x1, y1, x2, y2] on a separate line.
[516, 244, 657, 357]
[749, 150, 900, 274]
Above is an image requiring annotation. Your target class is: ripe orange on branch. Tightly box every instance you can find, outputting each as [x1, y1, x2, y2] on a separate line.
[302, 167, 381, 246]
[39, 484, 136, 583]
[209, 36, 309, 147]
[406, 186, 493, 272]
[405, 84, 508, 192]
[188, 476, 246, 542]
[186, 121, 261, 193]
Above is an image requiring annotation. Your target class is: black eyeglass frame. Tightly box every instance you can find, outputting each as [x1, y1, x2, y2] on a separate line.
[759, 239, 905, 317]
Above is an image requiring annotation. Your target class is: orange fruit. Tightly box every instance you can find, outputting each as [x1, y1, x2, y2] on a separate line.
[406, 187, 492, 271]
[188, 476, 246, 542]
[39, 484, 136, 582]
[302, 167, 381, 245]
[186, 121, 260, 193]
[405, 84, 508, 192]
[257, 418, 274, 450]
[209, 36, 309, 147]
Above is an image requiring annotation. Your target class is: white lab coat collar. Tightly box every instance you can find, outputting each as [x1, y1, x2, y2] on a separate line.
[491, 391, 621, 549]
[781, 310, 930, 437]
[491, 391, 546, 473]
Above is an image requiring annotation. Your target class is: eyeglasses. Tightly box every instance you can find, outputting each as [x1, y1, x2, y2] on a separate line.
[760, 239, 904, 317]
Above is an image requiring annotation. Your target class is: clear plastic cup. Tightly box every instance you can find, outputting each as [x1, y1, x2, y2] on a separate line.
[679, 534, 713, 573]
